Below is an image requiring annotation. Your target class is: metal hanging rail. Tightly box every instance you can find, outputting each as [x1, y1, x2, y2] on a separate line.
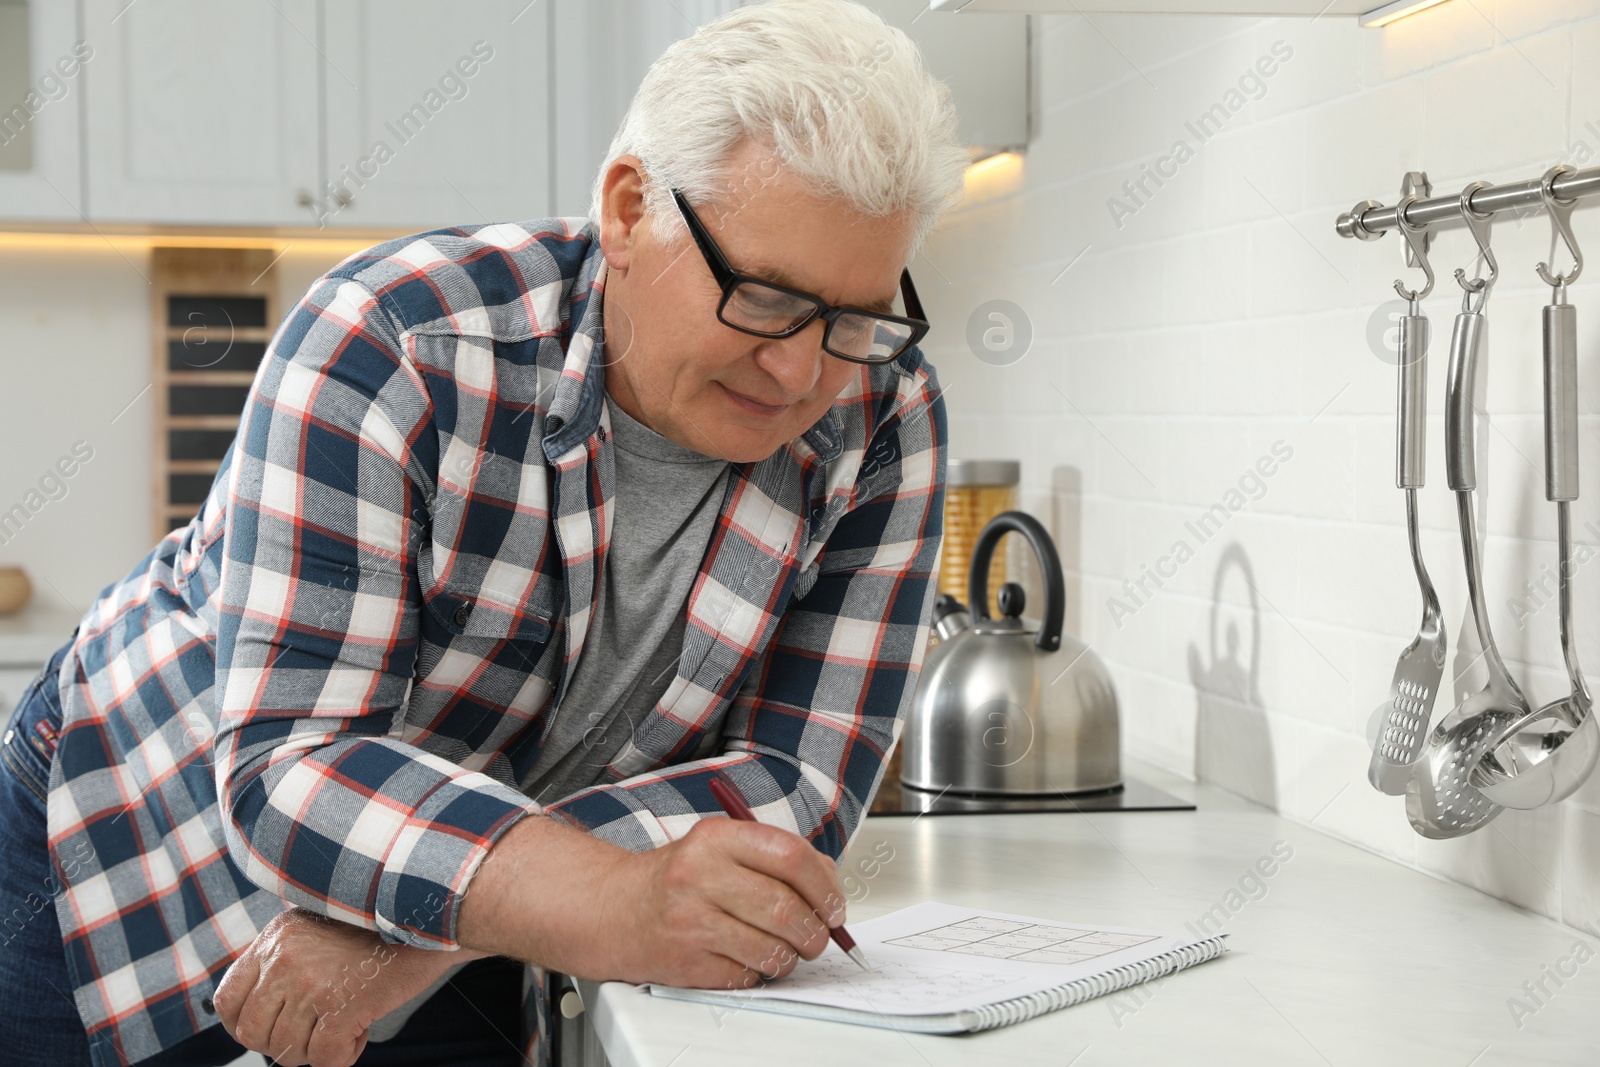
[1335, 164, 1600, 239]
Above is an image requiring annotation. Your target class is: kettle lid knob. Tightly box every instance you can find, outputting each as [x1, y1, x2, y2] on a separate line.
[997, 582, 1025, 618]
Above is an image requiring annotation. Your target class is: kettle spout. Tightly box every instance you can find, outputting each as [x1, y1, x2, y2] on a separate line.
[933, 594, 970, 643]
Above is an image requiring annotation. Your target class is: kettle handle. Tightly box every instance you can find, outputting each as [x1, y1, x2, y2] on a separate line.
[968, 511, 1064, 653]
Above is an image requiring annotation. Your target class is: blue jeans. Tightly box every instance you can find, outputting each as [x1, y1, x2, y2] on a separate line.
[0, 639, 527, 1067]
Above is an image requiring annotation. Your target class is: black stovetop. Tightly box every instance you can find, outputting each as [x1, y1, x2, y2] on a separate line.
[867, 775, 1195, 817]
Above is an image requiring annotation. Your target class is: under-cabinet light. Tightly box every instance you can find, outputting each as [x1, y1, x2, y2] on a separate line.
[1360, 0, 1453, 28]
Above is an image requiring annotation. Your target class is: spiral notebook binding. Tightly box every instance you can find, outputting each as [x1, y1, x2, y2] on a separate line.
[967, 936, 1230, 1032]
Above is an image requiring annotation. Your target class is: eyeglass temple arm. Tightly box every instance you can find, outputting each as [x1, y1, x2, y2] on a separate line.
[899, 269, 927, 323]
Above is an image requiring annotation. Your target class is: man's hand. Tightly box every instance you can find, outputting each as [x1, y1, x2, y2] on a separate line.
[212, 908, 488, 1067]
[459, 812, 848, 990]
[607, 815, 848, 987]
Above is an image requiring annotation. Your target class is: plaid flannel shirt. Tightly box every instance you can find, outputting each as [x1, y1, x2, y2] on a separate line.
[44, 216, 947, 1067]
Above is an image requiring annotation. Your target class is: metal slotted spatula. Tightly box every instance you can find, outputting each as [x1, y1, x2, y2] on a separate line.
[1370, 196, 1446, 795]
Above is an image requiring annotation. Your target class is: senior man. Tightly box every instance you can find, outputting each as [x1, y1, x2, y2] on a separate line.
[0, 2, 968, 1065]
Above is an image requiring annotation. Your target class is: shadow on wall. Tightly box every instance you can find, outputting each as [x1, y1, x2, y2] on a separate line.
[1187, 541, 1278, 811]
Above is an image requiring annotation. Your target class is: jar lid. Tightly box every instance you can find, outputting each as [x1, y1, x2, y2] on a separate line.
[948, 459, 1020, 487]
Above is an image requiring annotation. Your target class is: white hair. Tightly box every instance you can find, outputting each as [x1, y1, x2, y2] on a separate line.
[587, 0, 969, 263]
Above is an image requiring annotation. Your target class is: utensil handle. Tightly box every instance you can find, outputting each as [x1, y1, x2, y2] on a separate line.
[1396, 311, 1429, 489]
[1544, 302, 1579, 502]
[1445, 311, 1486, 492]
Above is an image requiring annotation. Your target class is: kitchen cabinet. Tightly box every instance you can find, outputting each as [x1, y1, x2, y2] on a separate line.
[861, 0, 1030, 158]
[8, 0, 1023, 230]
[319, 0, 554, 229]
[80, 0, 322, 226]
[545, 0, 1029, 213]
[50, 0, 731, 230]
[0, 0, 88, 221]
[930, 0, 1373, 12]
[546, 0, 741, 217]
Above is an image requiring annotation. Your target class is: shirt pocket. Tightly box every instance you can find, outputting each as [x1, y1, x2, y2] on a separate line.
[412, 582, 562, 749]
[420, 584, 556, 646]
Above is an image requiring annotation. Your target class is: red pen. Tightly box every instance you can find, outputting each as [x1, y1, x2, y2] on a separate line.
[707, 773, 874, 973]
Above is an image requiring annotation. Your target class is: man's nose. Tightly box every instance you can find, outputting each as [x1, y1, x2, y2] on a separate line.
[753, 319, 826, 399]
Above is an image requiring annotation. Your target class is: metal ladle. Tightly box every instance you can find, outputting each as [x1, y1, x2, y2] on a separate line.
[1405, 183, 1530, 839]
[1472, 165, 1600, 808]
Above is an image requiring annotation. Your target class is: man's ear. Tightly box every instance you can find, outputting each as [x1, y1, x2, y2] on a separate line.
[599, 155, 649, 273]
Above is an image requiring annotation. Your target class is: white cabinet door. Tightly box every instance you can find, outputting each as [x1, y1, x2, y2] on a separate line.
[860, 1, 1030, 156]
[0, 0, 88, 221]
[935, 0, 1369, 11]
[546, 0, 739, 217]
[319, 0, 553, 231]
[81, 0, 321, 226]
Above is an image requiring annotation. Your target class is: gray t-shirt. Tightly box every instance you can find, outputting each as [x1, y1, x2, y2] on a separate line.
[520, 391, 732, 803]
[369, 389, 730, 1041]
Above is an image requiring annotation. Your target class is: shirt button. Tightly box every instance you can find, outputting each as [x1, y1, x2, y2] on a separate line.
[454, 606, 471, 627]
[597, 426, 608, 442]
[2, 729, 12, 746]
[200, 997, 215, 1015]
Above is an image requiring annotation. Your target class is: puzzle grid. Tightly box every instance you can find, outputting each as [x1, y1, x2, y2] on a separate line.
[770, 956, 1019, 1011]
[884, 915, 1157, 966]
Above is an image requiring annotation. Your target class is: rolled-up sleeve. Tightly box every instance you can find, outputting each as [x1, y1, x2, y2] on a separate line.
[213, 274, 541, 949]
[543, 358, 947, 862]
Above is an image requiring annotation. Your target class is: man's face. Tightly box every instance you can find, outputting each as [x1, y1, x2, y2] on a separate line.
[596, 142, 916, 463]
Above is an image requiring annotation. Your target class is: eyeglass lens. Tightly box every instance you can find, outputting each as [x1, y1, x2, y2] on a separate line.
[723, 279, 915, 362]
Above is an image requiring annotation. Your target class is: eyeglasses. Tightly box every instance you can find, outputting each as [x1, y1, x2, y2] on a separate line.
[669, 186, 929, 365]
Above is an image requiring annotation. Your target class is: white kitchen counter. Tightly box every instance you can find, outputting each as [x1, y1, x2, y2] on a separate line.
[572, 760, 1600, 1066]
[0, 602, 82, 717]
[0, 601, 82, 668]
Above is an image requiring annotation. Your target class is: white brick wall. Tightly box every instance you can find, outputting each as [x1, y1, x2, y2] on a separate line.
[921, 1, 1600, 930]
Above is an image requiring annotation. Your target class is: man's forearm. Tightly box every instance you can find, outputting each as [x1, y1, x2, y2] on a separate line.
[456, 813, 636, 977]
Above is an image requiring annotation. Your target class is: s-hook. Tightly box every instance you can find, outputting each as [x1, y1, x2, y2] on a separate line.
[1536, 163, 1583, 293]
[1393, 194, 1435, 308]
[1453, 181, 1497, 315]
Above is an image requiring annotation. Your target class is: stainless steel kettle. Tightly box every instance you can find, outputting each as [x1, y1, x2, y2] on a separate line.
[902, 511, 1121, 796]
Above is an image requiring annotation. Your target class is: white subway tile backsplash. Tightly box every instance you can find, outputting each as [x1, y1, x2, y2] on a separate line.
[1495, 0, 1600, 43]
[1247, 211, 1364, 318]
[935, 5, 1600, 932]
[1560, 806, 1600, 932]
[1285, 722, 1419, 865]
[1035, 17, 1149, 111]
[1201, 319, 1304, 415]
[1416, 802, 1564, 918]
[1095, 13, 1260, 78]
[1303, 78, 1426, 211]
[1571, 22, 1600, 144]
[1161, 232, 1218, 327]
[1358, 0, 1495, 86]
[1252, 18, 1363, 124]
[1298, 309, 1394, 421]
[1421, 34, 1570, 179]
[1200, 115, 1306, 230]
[1482, 413, 1555, 542]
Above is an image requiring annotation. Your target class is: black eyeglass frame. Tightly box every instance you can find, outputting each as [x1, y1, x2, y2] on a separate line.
[669, 186, 929, 365]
